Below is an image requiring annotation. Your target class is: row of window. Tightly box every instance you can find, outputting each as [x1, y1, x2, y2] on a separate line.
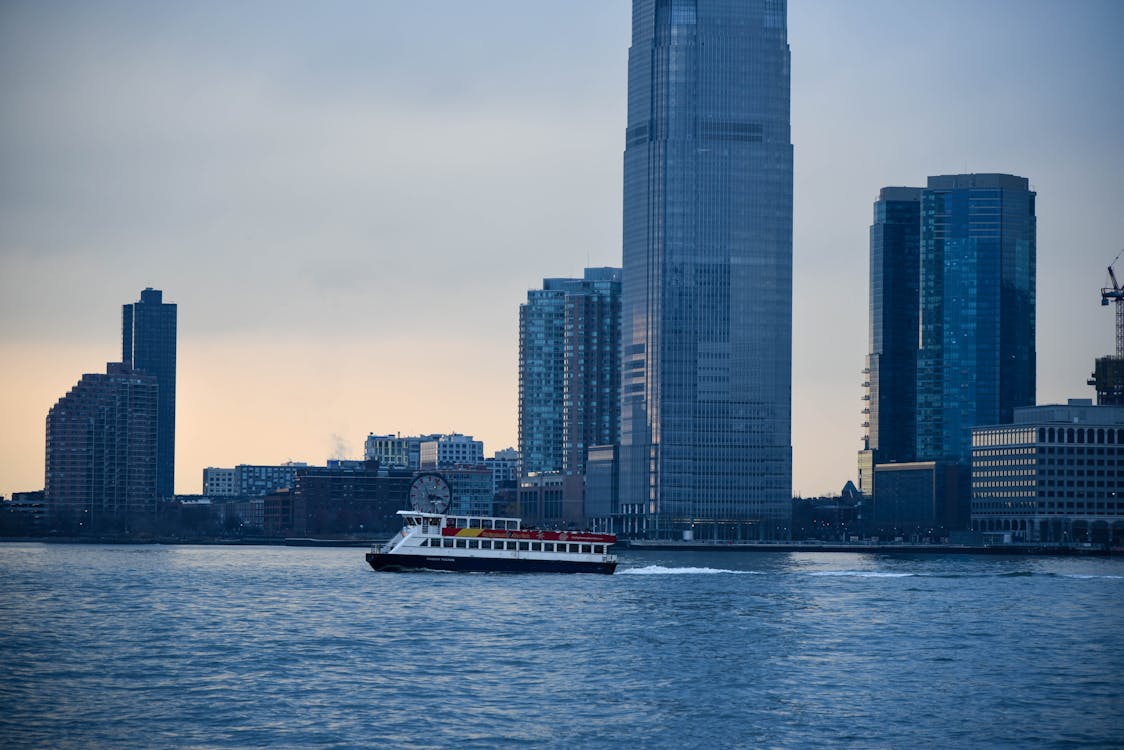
[417, 538, 609, 554]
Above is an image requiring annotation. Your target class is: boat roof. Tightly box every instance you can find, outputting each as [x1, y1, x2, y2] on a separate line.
[396, 509, 522, 524]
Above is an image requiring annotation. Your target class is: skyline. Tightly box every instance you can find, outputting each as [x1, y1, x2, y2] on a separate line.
[2, 0, 1123, 499]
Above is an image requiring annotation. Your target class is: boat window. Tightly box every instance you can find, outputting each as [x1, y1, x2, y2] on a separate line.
[468, 540, 479, 549]
[443, 539, 454, 548]
[469, 518, 482, 529]
[480, 540, 491, 549]
[483, 520, 494, 529]
[518, 542, 530, 551]
[455, 539, 467, 548]
[581, 545, 591, 554]
[531, 542, 541, 552]
[455, 518, 468, 528]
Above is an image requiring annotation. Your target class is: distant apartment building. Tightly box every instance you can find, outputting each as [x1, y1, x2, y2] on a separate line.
[419, 434, 484, 469]
[444, 467, 495, 516]
[202, 463, 309, 498]
[518, 268, 621, 478]
[45, 363, 159, 529]
[122, 288, 177, 499]
[485, 448, 519, 494]
[364, 433, 440, 470]
[971, 400, 1124, 546]
[202, 468, 237, 496]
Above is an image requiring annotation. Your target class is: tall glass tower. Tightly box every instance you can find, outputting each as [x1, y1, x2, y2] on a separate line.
[123, 288, 177, 499]
[916, 174, 1036, 464]
[859, 187, 922, 495]
[619, 0, 793, 540]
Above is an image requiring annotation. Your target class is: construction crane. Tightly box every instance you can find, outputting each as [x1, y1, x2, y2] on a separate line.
[1102, 251, 1124, 357]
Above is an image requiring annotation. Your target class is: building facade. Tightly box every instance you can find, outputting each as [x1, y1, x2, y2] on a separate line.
[364, 433, 440, 470]
[518, 269, 621, 478]
[202, 463, 308, 498]
[916, 174, 1036, 464]
[419, 434, 484, 469]
[860, 187, 922, 496]
[618, 0, 793, 540]
[122, 288, 177, 499]
[971, 400, 1124, 545]
[45, 363, 159, 529]
[1090, 356, 1124, 406]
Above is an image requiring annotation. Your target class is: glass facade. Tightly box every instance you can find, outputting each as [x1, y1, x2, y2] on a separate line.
[916, 174, 1036, 464]
[518, 269, 621, 478]
[122, 288, 177, 499]
[619, 0, 793, 539]
[864, 188, 922, 472]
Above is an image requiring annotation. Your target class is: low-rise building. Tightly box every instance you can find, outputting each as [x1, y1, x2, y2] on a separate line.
[971, 399, 1124, 545]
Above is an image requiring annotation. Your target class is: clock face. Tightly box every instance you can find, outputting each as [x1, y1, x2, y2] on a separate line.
[409, 473, 452, 514]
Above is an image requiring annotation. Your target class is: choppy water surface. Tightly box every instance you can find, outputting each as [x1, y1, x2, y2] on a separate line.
[1, 544, 1121, 749]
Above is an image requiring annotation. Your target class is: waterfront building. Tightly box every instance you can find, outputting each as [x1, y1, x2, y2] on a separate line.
[45, 363, 158, 529]
[122, 288, 177, 499]
[518, 473, 566, 528]
[859, 187, 923, 496]
[518, 268, 621, 478]
[419, 434, 484, 469]
[970, 399, 1124, 546]
[286, 462, 413, 537]
[0, 490, 47, 534]
[870, 462, 969, 540]
[618, 0, 794, 540]
[916, 174, 1036, 464]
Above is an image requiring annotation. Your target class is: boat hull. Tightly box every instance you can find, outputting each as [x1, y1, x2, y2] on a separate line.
[366, 552, 616, 575]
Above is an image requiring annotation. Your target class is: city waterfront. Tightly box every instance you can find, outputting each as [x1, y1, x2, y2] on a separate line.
[1, 544, 1121, 748]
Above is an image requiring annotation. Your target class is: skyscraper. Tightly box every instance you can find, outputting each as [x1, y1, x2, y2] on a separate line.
[122, 288, 177, 498]
[916, 174, 1036, 463]
[45, 363, 158, 529]
[518, 269, 621, 478]
[859, 187, 922, 495]
[619, 0, 793, 540]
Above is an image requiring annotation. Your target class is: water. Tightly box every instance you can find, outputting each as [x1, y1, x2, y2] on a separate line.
[1, 544, 1122, 749]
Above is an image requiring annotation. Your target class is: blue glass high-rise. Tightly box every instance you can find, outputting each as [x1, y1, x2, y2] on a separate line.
[123, 288, 177, 499]
[619, 0, 793, 540]
[860, 188, 922, 495]
[916, 174, 1036, 464]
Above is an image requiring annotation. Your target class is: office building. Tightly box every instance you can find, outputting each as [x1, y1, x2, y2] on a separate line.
[45, 363, 158, 529]
[859, 187, 922, 496]
[202, 463, 308, 498]
[122, 288, 177, 498]
[518, 268, 621, 478]
[971, 400, 1124, 545]
[618, 0, 793, 540]
[916, 174, 1036, 464]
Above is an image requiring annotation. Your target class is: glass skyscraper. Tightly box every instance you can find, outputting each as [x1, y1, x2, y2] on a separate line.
[619, 0, 793, 540]
[123, 288, 177, 499]
[860, 187, 922, 495]
[916, 174, 1036, 464]
[518, 269, 621, 479]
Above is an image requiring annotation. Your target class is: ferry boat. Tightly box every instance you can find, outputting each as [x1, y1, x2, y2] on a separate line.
[365, 510, 618, 574]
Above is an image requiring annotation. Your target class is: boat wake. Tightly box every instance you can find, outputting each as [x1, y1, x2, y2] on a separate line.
[807, 571, 915, 578]
[618, 565, 764, 576]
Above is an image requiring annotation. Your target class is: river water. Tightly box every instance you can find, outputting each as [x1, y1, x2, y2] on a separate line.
[1, 543, 1121, 749]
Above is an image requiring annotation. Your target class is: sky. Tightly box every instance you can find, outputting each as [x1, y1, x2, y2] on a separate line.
[1, 0, 1122, 499]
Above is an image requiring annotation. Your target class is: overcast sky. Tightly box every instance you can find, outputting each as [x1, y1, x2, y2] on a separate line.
[2, 0, 1122, 498]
